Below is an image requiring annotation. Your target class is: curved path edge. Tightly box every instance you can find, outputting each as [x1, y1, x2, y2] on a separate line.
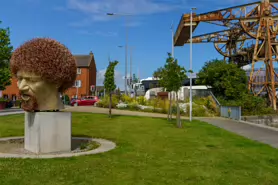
[0, 137, 116, 159]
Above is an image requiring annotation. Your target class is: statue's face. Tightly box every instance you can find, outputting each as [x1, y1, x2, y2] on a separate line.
[16, 71, 58, 111]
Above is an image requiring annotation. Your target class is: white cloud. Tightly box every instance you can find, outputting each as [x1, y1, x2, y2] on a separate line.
[63, 0, 186, 26]
[97, 69, 125, 89]
[95, 31, 118, 37]
[241, 65, 251, 71]
[67, 0, 182, 16]
[78, 30, 118, 37]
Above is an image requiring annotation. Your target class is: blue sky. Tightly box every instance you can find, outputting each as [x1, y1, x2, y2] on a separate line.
[1, 0, 251, 89]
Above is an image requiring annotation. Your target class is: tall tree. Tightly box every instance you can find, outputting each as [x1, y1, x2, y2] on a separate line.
[197, 59, 248, 100]
[104, 60, 119, 118]
[0, 21, 13, 91]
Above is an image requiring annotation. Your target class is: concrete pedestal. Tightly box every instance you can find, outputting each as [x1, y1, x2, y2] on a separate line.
[24, 112, 71, 154]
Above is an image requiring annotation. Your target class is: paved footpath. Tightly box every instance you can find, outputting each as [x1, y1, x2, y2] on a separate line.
[0, 108, 24, 116]
[64, 106, 186, 119]
[198, 117, 278, 148]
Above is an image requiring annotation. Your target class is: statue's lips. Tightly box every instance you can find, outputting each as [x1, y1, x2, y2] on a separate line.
[21, 94, 31, 101]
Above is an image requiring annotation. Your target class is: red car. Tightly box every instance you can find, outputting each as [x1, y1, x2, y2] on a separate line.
[71, 96, 99, 106]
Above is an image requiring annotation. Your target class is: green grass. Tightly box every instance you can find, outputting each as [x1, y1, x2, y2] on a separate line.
[0, 113, 278, 185]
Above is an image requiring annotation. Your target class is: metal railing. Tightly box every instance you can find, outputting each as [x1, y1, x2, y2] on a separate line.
[220, 106, 241, 120]
[209, 91, 221, 107]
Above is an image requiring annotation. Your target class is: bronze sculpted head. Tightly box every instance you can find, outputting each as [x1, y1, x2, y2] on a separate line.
[10, 38, 77, 112]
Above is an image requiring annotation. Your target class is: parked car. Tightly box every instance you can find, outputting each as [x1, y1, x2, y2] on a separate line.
[70, 96, 99, 106]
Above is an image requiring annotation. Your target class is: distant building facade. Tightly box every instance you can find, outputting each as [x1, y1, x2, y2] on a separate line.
[245, 68, 278, 94]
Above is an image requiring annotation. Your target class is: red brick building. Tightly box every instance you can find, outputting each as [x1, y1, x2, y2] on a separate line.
[1, 52, 97, 100]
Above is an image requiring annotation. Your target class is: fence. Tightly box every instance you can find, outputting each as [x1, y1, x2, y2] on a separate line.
[220, 106, 241, 120]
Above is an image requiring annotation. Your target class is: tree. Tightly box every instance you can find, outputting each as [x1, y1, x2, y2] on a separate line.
[132, 74, 139, 83]
[153, 67, 164, 79]
[157, 53, 187, 127]
[104, 60, 119, 118]
[197, 59, 248, 100]
[0, 21, 13, 91]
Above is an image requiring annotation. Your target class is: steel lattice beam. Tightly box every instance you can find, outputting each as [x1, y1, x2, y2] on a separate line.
[174, 0, 278, 111]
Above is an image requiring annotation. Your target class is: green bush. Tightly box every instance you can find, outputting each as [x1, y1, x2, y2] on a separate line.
[218, 94, 275, 116]
[136, 96, 147, 105]
[127, 102, 140, 111]
[97, 95, 119, 108]
[62, 95, 70, 105]
[192, 105, 208, 117]
[171, 104, 185, 115]
[121, 94, 134, 104]
[181, 104, 210, 117]
[0, 98, 7, 103]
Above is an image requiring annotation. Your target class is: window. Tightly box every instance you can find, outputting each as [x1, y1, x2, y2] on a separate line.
[12, 95, 17, 101]
[77, 68, 82, 74]
[3, 94, 8, 100]
[75, 80, 82, 87]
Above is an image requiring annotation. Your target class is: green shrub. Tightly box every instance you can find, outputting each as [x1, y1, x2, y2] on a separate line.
[121, 94, 134, 104]
[62, 95, 70, 105]
[242, 94, 275, 115]
[218, 94, 275, 116]
[136, 96, 147, 105]
[171, 104, 185, 115]
[192, 105, 208, 117]
[0, 98, 7, 103]
[97, 95, 119, 108]
[148, 98, 160, 110]
[193, 96, 217, 113]
[127, 102, 140, 111]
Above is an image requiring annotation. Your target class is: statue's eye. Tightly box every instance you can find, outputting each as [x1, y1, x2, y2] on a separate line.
[29, 78, 38, 82]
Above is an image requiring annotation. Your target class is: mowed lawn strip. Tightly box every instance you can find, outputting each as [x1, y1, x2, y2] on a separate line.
[0, 113, 277, 185]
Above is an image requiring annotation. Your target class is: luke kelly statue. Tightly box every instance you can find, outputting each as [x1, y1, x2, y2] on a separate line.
[10, 38, 77, 154]
[10, 38, 77, 112]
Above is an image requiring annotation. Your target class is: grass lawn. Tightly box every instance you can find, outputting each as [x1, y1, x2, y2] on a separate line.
[0, 113, 278, 185]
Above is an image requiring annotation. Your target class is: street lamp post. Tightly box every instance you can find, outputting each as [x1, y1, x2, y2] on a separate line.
[190, 7, 196, 122]
[107, 13, 132, 95]
[171, 21, 174, 58]
[129, 46, 134, 96]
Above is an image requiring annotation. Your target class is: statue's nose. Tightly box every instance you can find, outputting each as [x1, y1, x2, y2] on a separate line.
[18, 79, 29, 92]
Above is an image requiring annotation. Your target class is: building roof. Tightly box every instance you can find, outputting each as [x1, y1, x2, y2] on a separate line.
[74, 52, 95, 67]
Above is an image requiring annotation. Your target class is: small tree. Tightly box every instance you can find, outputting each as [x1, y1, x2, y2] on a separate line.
[156, 53, 187, 127]
[154, 57, 173, 120]
[0, 21, 13, 91]
[104, 60, 119, 118]
[164, 53, 187, 127]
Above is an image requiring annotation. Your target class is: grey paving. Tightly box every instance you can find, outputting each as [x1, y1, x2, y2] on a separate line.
[0, 108, 23, 113]
[0, 111, 24, 116]
[197, 117, 278, 148]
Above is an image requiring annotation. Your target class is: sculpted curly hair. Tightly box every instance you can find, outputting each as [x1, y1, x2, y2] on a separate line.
[10, 38, 77, 92]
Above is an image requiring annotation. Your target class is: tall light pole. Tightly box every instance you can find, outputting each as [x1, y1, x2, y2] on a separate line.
[171, 21, 174, 58]
[170, 21, 174, 104]
[107, 13, 132, 95]
[190, 7, 196, 122]
[129, 46, 135, 96]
